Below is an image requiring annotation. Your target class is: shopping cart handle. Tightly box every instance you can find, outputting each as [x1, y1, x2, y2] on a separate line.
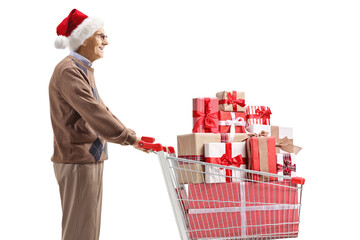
[141, 136, 155, 143]
[139, 137, 175, 154]
[162, 146, 175, 154]
[167, 146, 175, 154]
[291, 177, 305, 185]
[138, 141, 163, 152]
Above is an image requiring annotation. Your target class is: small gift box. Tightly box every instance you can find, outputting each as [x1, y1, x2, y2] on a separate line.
[246, 124, 301, 154]
[192, 98, 219, 133]
[177, 133, 249, 161]
[177, 133, 250, 184]
[204, 142, 247, 183]
[187, 182, 299, 239]
[218, 111, 246, 141]
[216, 91, 246, 112]
[176, 133, 233, 184]
[246, 135, 277, 181]
[277, 153, 296, 178]
[246, 105, 272, 127]
[178, 133, 224, 163]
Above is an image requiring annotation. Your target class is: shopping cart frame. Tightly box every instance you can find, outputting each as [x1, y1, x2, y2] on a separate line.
[139, 138, 305, 240]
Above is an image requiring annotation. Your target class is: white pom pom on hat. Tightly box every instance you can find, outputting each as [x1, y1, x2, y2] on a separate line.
[55, 9, 103, 51]
[54, 35, 69, 49]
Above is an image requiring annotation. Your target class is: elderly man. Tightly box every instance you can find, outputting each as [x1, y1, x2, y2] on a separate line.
[49, 9, 147, 240]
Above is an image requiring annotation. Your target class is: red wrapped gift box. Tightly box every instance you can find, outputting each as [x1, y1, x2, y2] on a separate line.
[187, 182, 299, 239]
[192, 98, 219, 133]
[218, 111, 247, 140]
[247, 136, 277, 181]
[246, 105, 272, 127]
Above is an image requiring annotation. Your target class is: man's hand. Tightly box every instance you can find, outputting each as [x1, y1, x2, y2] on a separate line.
[133, 137, 150, 153]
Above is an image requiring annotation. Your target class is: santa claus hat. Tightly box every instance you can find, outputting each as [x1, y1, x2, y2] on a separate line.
[54, 9, 103, 51]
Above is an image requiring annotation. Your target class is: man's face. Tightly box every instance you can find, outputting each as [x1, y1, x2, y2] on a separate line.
[80, 28, 108, 62]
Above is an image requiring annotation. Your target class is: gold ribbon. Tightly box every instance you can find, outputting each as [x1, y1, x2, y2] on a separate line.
[276, 137, 302, 155]
[246, 130, 269, 139]
[271, 126, 302, 155]
[258, 137, 269, 181]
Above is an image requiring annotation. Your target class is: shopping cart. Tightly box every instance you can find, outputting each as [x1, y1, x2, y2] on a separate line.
[139, 137, 305, 240]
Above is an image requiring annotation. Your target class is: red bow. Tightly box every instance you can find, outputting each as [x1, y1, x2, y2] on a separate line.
[192, 98, 219, 133]
[219, 143, 245, 183]
[205, 143, 246, 183]
[209, 143, 246, 168]
[255, 106, 272, 124]
[277, 156, 296, 176]
[219, 152, 244, 168]
[277, 163, 296, 175]
[220, 151, 243, 183]
[219, 91, 245, 111]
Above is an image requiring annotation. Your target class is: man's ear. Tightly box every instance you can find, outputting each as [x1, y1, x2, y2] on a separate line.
[81, 39, 88, 47]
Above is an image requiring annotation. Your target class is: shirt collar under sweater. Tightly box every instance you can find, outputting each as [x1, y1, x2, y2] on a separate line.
[70, 51, 92, 68]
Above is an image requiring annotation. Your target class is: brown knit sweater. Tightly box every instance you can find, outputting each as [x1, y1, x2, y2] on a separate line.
[49, 55, 137, 164]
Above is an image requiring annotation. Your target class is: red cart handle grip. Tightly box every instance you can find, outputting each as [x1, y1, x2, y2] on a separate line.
[138, 141, 163, 152]
[162, 146, 175, 154]
[291, 177, 305, 185]
[139, 136, 175, 154]
[141, 136, 155, 143]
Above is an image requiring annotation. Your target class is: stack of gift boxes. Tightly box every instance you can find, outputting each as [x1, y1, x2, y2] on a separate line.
[176, 90, 302, 239]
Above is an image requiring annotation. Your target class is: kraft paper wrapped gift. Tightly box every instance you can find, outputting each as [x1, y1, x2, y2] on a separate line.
[177, 133, 249, 159]
[176, 163, 205, 184]
[187, 182, 299, 239]
[246, 124, 301, 154]
[216, 91, 246, 112]
[204, 142, 247, 183]
[246, 105, 272, 127]
[246, 135, 277, 181]
[192, 97, 219, 133]
[177, 133, 249, 184]
[277, 153, 296, 178]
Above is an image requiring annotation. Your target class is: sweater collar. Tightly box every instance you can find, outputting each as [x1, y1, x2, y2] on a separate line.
[70, 51, 92, 68]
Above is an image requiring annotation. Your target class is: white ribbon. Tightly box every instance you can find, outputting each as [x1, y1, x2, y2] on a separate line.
[218, 112, 246, 142]
[188, 203, 300, 214]
[240, 182, 247, 236]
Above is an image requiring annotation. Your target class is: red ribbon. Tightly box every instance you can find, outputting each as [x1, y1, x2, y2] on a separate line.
[192, 98, 219, 133]
[206, 143, 246, 182]
[219, 91, 245, 111]
[255, 106, 272, 124]
[277, 163, 296, 175]
[277, 155, 296, 176]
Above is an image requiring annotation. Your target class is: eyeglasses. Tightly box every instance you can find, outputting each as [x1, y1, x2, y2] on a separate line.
[96, 33, 108, 41]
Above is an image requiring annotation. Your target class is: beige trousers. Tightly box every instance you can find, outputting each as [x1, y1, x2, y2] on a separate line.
[54, 161, 104, 240]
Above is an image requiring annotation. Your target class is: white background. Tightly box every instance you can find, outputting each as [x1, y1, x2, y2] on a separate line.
[1, 0, 359, 239]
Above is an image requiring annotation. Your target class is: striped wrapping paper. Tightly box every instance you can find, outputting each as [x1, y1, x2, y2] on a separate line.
[246, 105, 272, 127]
